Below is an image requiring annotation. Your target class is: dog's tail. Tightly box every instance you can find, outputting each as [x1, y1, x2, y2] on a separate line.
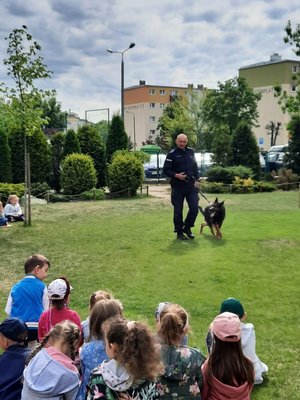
[198, 206, 205, 216]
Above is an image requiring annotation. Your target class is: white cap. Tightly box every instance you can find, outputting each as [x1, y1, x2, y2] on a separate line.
[48, 279, 68, 300]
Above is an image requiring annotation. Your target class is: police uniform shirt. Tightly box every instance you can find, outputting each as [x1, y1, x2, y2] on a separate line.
[163, 147, 199, 182]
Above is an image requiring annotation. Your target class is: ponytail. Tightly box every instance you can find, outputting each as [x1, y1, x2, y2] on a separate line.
[158, 304, 188, 345]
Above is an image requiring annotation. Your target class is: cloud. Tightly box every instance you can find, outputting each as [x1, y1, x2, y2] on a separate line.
[0, 0, 299, 118]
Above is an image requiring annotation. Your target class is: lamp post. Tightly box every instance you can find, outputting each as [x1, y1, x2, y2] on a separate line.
[107, 42, 135, 121]
[126, 110, 136, 150]
[85, 108, 110, 125]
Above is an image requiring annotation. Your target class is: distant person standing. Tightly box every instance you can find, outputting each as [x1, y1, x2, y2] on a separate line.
[163, 133, 199, 240]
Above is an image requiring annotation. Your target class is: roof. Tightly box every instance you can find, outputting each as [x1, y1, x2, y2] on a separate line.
[125, 84, 203, 91]
[239, 58, 300, 70]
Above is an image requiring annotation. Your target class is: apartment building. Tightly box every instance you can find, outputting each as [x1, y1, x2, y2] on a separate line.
[239, 53, 300, 150]
[124, 81, 205, 149]
[66, 111, 87, 132]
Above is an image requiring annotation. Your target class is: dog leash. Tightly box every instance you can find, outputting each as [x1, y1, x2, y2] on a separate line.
[198, 189, 211, 204]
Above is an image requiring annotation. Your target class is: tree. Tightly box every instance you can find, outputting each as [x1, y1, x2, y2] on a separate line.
[106, 115, 128, 163]
[63, 129, 81, 158]
[77, 125, 106, 187]
[265, 121, 281, 147]
[50, 132, 64, 192]
[27, 129, 51, 183]
[285, 115, 300, 174]
[0, 129, 12, 182]
[61, 153, 97, 195]
[94, 120, 109, 143]
[274, 21, 300, 114]
[202, 77, 261, 135]
[232, 121, 261, 178]
[40, 96, 67, 136]
[211, 126, 232, 167]
[9, 128, 25, 183]
[2, 25, 53, 225]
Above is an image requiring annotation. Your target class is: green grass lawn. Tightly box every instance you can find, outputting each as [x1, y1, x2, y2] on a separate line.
[0, 190, 299, 399]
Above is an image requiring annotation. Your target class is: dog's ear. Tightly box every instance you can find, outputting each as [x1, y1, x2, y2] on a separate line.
[214, 197, 218, 203]
[219, 201, 224, 206]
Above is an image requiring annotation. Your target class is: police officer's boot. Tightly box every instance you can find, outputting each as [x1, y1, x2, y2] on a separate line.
[177, 232, 189, 240]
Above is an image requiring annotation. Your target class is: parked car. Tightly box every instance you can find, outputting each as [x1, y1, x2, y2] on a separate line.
[194, 152, 214, 176]
[266, 144, 288, 171]
[143, 154, 166, 179]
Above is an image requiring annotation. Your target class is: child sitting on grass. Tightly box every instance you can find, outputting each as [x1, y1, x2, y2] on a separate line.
[87, 317, 162, 400]
[5, 254, 50, 347]
[81, 290, 113, 342]
[0, 201, 9, 227]
[156, 303, 205, 399]
[22, 321, 81, 399]
[76, 299, 123, 400]
[206, 297, 268, 385]
[0, 317, 30, 400]
[4, 194, 25, 222]
[38, 277, 82, 342]
[201, 312, 254, 400]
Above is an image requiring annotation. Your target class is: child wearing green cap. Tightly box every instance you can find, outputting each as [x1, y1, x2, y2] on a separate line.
[206, 297, 268, 385]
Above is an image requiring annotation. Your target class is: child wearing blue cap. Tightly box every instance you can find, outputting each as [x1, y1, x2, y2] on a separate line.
[0, 317, 30, 400]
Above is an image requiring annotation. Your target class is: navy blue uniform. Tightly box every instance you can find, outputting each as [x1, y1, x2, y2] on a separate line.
[163, 147, 199, 234]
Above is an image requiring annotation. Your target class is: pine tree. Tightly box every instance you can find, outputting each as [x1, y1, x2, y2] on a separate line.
[232, 121, 261, 179]
[9, 129, 25, 183]
[77, 125, 106, 187]
[0, 129, 12, 182]
[50, 132, 64, 192]
[106, 115, 128, 163]
[63, 129, 81, 158]
[28, 129, 51, 183]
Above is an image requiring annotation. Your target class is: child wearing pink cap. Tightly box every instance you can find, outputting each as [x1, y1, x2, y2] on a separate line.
[201, 312, 254, 400]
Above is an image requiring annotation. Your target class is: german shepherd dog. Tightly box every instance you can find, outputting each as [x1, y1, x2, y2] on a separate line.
[199, 198, 225, 239]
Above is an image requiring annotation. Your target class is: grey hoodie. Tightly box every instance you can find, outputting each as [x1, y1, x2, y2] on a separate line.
[21, 348, 80, 400]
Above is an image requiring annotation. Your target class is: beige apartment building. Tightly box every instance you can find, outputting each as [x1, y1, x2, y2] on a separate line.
[124, 81, 205, 149]
[239, 53, 300, 150]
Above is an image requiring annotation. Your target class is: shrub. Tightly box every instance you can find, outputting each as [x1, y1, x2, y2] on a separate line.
[206, 165, 253, 183]
[0, 130, 12, 183]
[254, 181, 277, 192]
[61, 153, 97, 195]
[30, 182, 50, 198]
[200, 182, 230, 194]
[113, 150, 150, 164]
[106, 115, 128, 163]
[107, 152, 144, 196]
[276, 168, 299, 191]
[0, 183, 25, 203]
[232, 177, 255, 193]
[47, 188, 105, 202]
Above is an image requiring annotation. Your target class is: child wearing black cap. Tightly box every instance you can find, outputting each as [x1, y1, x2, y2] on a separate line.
[0, 317, 30, 400]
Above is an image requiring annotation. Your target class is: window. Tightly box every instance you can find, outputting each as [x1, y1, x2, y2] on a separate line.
[170, 90, 178, 96]
[160, 89, 165, 95]
[291, 85, 297, 92]
[150, 130, 156, 135]
[150, 116, 156, 123]
[150, 103, 155, 108]
[149, 89, 156, 95]
[292, 65, 298, 73]
[160, 103, 165, 109]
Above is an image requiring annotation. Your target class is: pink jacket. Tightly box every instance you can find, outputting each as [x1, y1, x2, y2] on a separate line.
[201, 360, 253, 400]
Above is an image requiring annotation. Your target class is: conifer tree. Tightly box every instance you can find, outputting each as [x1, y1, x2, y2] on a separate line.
[63, 129, 81, 158]
[0, 130, 12, 182]
[106, 115, 128, 163]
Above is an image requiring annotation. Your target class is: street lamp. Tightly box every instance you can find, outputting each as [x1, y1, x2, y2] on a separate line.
[107, 42, 135, 121]
[126, 110, 136, 150]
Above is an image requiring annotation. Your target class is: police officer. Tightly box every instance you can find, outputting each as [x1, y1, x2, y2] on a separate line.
[163, 133, 199, 240]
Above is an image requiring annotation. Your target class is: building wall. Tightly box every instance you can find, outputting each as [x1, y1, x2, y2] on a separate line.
[124, 83, 203, 149]
[239, 59, 300, 150]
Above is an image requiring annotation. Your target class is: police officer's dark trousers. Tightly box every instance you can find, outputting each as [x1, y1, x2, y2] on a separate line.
[171, 182, 199, 234]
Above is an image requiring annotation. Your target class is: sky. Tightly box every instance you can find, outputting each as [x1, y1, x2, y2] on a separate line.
[0, 0, 300, 122]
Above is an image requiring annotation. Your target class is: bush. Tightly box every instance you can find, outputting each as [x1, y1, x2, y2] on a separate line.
[232, 177, 255, 193]
[276, 168, 299, 191]
[254, 181, 277, 192]
[30, 182, 50, 198]
[61, 153, 97, 195]
[0, 183, 25, 203]
[200, 182, 230, 194]
[107, 152, 144, 196]
[47, 188, 105, 202]
[113, 150, 150, 164]
[206, 165, 253, 183]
